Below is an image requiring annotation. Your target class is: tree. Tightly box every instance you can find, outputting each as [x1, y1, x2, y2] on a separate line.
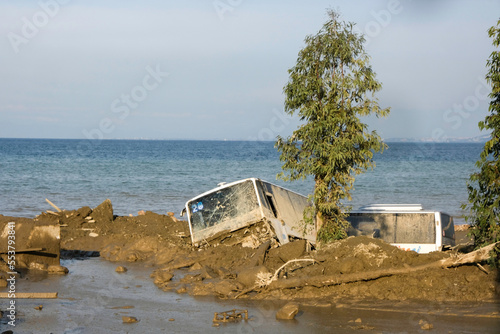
[276, 10, 390, 243]
[463, 19, 500, 249]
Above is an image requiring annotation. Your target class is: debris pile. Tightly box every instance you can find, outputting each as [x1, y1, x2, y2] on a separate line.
[1, 199, 499, 304]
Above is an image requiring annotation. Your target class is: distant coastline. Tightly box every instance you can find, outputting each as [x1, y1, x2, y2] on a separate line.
[0, 135, 491, 143]
[384, 134, 490, 144]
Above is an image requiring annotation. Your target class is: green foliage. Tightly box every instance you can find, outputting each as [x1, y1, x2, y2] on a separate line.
[276, 10, 390, 243]
[462, 19, 500, 249]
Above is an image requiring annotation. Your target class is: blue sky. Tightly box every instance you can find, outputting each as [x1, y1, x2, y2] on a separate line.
[1, 0, 499, 140]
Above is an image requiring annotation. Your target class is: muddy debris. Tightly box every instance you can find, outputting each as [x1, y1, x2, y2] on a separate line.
[48, 265, 69, 275]
[276, 302, 299, 320]
[151, 270, 174, 287]
[213, 309, 249, 323]
[115, 266, 127, 273]
[122, 316, 139, 323]
[3, 199, 499, 305]
[237, 265, 271, 288]
[420, 319, 434, 330]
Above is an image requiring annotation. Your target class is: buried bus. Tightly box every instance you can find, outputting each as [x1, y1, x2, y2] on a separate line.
[181, 179, 455, 253]
[345, 204, 455, 253]
[181, 178, 316, 245]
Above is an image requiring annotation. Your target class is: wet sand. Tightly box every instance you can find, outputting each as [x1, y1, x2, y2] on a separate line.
[4, 257, 500, 333]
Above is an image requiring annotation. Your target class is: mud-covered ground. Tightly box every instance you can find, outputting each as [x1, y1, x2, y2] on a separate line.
[2, 199, 498, 304]
[5, 257, 500, 333]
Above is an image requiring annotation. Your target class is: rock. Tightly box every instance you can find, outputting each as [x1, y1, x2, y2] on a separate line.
[48, 265, 69, 275]
[138, 210, 146, 216]
[116, 266, 128, 273]
[276, 302, 299, 320]
[92, 199, 114, 224]
[122, 316, 139, 323]
[237, 265, 270, 288]
[355, 318, 362, 323]
[89, 232, 99, 237]
[153, 271, 174, 285]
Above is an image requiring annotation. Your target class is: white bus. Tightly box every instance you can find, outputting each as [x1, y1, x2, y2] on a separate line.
[346, 204, 456, 253]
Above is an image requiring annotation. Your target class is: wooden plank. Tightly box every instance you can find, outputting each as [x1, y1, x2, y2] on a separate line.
[0, 248, 44, 254]
[0, 292, 58, 299]
[45, 198, 62, 212]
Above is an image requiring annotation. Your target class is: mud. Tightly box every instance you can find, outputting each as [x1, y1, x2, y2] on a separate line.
[1, 200, 500, 331]
[3, 257, 500, 333]
[0, 216, 61, 269]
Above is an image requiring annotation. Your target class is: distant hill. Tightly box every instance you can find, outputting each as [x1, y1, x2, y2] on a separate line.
[385, 134, 490, 143]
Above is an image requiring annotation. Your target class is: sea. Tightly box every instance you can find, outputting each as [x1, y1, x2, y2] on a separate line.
[0, 138, 485, 224]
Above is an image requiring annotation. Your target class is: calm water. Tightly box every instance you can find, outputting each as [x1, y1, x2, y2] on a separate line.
[0, 139, 484, 223]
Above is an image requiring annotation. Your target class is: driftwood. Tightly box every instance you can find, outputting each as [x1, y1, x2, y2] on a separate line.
[45, 198, 62, 212]
[0, 292, 58, 299]
[267, 242, 499, 291]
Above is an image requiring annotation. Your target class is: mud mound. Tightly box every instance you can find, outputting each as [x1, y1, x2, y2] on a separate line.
[150, 232, 499, 303]
[58, 200, 191, 255]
